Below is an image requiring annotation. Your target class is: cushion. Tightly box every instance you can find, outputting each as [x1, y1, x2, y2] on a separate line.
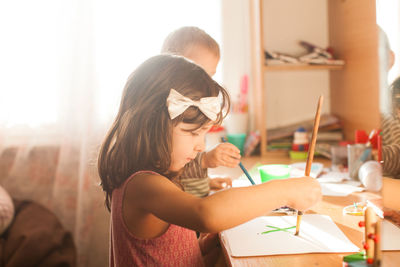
[0, 185, 14, 235]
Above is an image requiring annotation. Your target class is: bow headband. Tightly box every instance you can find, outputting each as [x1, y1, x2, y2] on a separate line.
[166, 89, 221, 121]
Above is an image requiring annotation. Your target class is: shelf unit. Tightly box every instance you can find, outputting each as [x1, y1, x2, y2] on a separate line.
[250, 0, 381, 157]
[264, 64, 343, 71]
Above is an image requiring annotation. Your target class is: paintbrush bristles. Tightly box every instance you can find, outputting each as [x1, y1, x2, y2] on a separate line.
[295, 211, 303, 235]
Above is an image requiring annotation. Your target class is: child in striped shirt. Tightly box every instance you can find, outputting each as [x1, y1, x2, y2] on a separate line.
[381, 76, 400, 178]
[162, 26, 240, 197]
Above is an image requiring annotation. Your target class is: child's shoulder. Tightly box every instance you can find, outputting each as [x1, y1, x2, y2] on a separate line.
[125, 171, 180, 196]
[123, 171, 184, 213]
[126, 170, 165, 187]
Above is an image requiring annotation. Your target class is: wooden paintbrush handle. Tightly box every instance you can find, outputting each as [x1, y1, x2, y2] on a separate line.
[305, 95, 323, 176]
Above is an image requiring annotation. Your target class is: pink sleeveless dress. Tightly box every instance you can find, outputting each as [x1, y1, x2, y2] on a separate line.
[110, 171, 205, 267]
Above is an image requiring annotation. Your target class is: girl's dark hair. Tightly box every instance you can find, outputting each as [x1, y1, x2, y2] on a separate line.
[98, 54, 230, 210]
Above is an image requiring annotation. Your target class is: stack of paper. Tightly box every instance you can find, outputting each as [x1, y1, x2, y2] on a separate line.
[382, 220, 400, 251]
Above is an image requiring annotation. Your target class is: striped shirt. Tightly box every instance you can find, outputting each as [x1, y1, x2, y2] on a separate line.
[381, 114, 400, 145]
[381, 113, 400, 178]
[382, 144, 400, 178]
[179, 152, 210, 197]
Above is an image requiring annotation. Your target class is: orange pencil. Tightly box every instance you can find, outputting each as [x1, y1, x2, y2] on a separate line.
[295, 95, 323, 236]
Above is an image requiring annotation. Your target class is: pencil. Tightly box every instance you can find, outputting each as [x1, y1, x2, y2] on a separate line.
[221, 137, 256, 185]
[295, 95, 323, 236]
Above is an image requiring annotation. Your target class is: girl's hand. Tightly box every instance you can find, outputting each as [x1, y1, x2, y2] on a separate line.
[285, 176, 322, 211]
[198, 233, 221, 266]
[209, 177, 232, 190]
[202, 143, 241, 168]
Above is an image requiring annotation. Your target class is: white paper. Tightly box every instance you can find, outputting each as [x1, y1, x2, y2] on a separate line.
[382, 220, 400, 251]
[316, 171, 364, 196]
[317, 171, 351, 183]
[221, 214, 359, 257]
[290, 162, 324, 178]
[232, 179, 253, 187]
[319, 182, 364, 196]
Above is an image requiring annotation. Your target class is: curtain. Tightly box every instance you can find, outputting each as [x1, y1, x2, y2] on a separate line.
[376, 0, 400, 114]
[0, 1, 221, 266]
[376, 0, 400, 83]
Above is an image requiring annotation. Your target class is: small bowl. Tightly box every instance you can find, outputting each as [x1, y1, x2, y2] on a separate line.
[258, 164, 291, 183]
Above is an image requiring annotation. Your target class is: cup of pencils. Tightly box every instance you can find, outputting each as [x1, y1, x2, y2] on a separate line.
[347, 144, 373, 179]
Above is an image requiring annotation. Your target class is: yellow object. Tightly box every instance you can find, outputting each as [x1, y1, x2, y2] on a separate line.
[289, 150, 308, 160]
[343, 202, 365, 216]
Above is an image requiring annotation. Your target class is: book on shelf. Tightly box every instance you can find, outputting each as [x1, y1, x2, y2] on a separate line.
[317, 130, 343, 141]
[264, 41, 344, 67]
[267, 114, 341, 141]
[267, 138, 292, 151]
[307, 58, 345, 66]
[265, 50, 299, 64]
[299, 41, 333, 59]
[315, 143, 332, 158]
[264, 115, 343, 158]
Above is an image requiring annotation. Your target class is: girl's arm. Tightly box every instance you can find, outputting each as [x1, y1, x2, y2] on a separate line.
[127, 173, 321, 233]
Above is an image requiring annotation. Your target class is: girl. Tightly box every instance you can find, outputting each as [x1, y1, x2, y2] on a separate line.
[162, 26, 238, 197]
[98, 54, 321, 267]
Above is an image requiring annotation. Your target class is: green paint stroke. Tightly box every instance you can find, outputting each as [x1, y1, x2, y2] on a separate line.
[261, 225, 296, 235]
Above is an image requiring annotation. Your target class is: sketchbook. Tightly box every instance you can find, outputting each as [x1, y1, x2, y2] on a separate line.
[382, 220, 400, 251]
[220, 214, 359, 257]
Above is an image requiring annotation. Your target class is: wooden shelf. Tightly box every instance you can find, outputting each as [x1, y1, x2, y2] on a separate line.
[264, 64, 344, 71]
[250, 0, 380, 157]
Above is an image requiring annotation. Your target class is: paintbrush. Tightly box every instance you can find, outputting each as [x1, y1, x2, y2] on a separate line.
[295, 95, 323, 236]
[221, 137, 256, 185]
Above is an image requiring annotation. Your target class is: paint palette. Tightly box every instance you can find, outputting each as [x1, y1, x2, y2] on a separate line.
[343, 202, 365, 216]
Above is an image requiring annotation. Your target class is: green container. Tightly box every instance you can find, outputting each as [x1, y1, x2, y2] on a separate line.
[227, 133, 246, 155]
[258, 164, 291, 183]
[289, 150, 308, 160]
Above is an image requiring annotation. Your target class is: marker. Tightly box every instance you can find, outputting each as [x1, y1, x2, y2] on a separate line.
[221, 137, 255, 185]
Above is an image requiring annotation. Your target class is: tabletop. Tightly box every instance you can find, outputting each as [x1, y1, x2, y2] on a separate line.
[209, 151, 400, 267]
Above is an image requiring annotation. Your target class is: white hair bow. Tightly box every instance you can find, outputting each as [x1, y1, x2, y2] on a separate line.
[166, 89, 220, 121]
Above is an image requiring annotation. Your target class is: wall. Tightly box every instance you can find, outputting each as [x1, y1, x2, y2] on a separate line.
[262, 0, 330, 129]
[221, 0, 253, 130]
[328, 0, 380, 139]
[221, 0, 334, 131]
